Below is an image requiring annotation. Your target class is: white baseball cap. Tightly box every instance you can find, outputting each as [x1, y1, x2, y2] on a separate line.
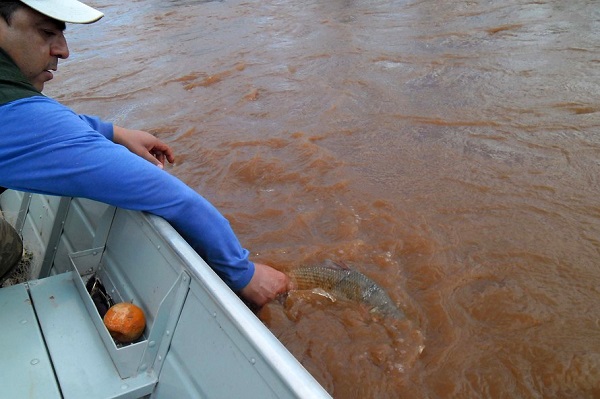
[20, 0, 104, 24]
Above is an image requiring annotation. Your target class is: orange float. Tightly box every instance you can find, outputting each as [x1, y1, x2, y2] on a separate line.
[103, 302, 146, 343]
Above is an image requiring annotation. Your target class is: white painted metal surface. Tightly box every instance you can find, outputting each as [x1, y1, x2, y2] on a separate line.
[0, 190, 332, 399]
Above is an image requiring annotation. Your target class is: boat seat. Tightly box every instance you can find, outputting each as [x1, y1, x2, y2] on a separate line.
[28, 272, 157, 399]
[0, 283, 61, 398]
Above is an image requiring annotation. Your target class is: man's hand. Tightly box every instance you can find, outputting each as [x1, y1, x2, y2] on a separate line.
[239, 263, 291, 307]
[113, 125, 175, 169]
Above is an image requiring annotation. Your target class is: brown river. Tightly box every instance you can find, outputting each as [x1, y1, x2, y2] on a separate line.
[48, 0, 600, 397]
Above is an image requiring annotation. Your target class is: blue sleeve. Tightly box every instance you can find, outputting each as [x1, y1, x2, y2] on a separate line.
[78, 114, 114, 140]
[0, 97, 254, 290]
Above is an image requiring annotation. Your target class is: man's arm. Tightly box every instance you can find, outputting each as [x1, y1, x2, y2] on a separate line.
[240, 263, 292, 306]
[77, 117, 175, 169]
[112, 126, 175, 169]
[110, 127, 291, 304]
[0, 97, 288, 305]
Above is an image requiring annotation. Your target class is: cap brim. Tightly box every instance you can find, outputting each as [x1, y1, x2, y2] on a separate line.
[20, 0, 104, 24]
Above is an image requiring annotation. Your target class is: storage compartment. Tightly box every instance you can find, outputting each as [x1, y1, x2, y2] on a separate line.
[69, 247, 190, 378]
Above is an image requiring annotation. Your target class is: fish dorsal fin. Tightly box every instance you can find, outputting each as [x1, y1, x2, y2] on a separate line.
[323, 259, 352, 271]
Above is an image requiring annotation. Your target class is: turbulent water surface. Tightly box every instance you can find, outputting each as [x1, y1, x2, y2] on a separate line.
[49, 0, 600, 397]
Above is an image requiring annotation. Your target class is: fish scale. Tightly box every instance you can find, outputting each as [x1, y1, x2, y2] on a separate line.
[289, 266, 404, 319]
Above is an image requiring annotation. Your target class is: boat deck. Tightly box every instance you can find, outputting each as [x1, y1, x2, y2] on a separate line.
[0, 283, 61, 398]
[0, 190, 332, 399]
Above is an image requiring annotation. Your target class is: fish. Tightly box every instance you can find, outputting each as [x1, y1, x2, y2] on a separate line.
[85, 274, 115, 318]
[288, 261, 405, 319]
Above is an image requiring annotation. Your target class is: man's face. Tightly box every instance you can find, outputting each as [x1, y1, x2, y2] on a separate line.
[0, 6, 69, 91]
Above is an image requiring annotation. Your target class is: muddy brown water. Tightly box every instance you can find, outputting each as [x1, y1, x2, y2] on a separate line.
[48, 0, 600, 397]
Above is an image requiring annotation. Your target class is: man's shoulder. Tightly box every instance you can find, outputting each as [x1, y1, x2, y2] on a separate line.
[1, 96, 112, 139]
[1, 95, 79, 120]
[2, 94, 64, 108]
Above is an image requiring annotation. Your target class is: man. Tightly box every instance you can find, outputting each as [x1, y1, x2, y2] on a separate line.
[0, 0, 290, 305]
[0, 215, 22, 283]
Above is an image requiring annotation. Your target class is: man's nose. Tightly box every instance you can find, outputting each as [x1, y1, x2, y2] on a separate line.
[50, 34, 70, 59]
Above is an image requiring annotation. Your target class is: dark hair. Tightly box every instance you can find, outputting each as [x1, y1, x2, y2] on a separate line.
[0, 1, 25, 24]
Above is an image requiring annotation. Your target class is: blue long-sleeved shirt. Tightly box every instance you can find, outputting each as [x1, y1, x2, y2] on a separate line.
[0, 95, 255, 290]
